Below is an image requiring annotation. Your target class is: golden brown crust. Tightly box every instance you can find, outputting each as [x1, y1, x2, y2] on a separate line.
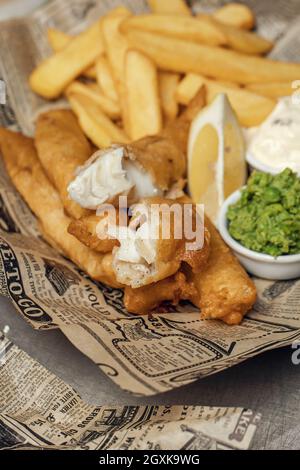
[191, 217, 257, 325]
[145, 196, 210, 276]
[124, 271, 197, 314]
[35, 109, 92, 219]
[0, 127, 121, 288]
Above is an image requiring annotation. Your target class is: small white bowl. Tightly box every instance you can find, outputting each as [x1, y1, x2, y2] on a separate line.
[218, 189, 300, 280]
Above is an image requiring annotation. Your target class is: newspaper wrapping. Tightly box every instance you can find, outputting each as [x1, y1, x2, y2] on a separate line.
[0, 330, 261, 450]
[0, 0, 299, 398]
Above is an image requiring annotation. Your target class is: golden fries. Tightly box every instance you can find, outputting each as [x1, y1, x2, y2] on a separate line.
[246, 82, 294, 98]
[122, 13, 270, 55]
[95, 56, 119, 102]
[177, 74, 276, 127]
[125, 30, 300, 84]
[125, 50, 162, 140]
[47, 28, 97, 79]
[66, 81, 120, 119]
[213, 3, 255, 30]
[176, 74, 238, 105]
[102, 10, 132, 133]
[30, 21, 104, 99]
[148, 0, 191, 16]
[121, 14, 227, 47]
[66, 93, 129, 148]
[213, 20, 273, 55]
[159, 72, 180, 121]
[47, 28, 70, 50]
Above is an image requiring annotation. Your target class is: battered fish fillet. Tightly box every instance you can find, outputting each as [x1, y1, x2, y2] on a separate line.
[190, 218, 257, 325]
[35, 109, 92, 220]
[68, 88, 206, 210]
[68, 213, 120, 253]
[110, 197, 210, 288]
[0, 128, 121, 288]
[124, 271, 197, 314]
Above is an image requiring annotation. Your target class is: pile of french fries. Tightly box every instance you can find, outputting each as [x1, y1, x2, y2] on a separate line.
[29, 0, 300, 148]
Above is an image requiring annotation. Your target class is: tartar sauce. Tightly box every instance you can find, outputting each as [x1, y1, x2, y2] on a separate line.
[247, 97, 300, 174]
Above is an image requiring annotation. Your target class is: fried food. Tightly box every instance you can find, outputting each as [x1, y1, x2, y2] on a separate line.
[0, 128, 121, 287]
[95, 56, 119, 102]
[162, 85, 206, 154]
[124, 271, 197, 314]
[66, 93, 129, 149]
[176, 74, 276, 127]
[121, 14, 227, 47]
[125, 30, 300, 84]
[30, 21, 104, 99]
[47, 28, 71, 50]
[214, 21, 272, 55]
[159, 72, 180, 122]
[47, 28, 97, 79]
[176, 74, 238, 105]
[68, 213, 120, 253]
[102, 10, 132, 134]
[148, 0, 191, 16]
[125, 50, 162, 140]
[122, 13, 271, 55]
[68, 88, 206, 210]
[125, 88, 206, 194]
[246, 82, 294, 99]
[190, 218, 257, 325]
[66, 81, 121, 119]
[35, 109, 92, 220]
[110, 197, 211, 288]
[212, 3, 255, 30]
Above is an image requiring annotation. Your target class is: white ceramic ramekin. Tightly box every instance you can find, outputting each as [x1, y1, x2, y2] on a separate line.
[218, 189, 300, 280]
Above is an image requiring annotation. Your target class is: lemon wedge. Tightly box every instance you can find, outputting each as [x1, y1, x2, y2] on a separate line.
[188, 93, 246, 224]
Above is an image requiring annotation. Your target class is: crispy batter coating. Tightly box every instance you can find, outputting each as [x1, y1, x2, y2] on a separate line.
[112, 197, 211, 288]
[0, 128, 121, 288]
[35, 109, 92, 219]
[191, 218, 257, 325]
[68, 213, 119, 253]
[124, 271, 197, 314]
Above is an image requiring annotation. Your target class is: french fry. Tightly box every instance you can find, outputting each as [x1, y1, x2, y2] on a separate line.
[176, 73, 276, 127]
[246, 82, 294, 98]
[95, 56, 119, 102]
[125, 50, 162, 140]
[105, 6, 133, 17]
[125, 30, 300, 85]
[121, 14, 227, 47]
[47, 28, 71, 50]
[159, 72, 180, 121]
[176, 73, 239, 105]
[213, 3, 255, 30]
[212, 20, 273, 55]
[66, 81, 120, 119]
[148, 0, 191, 16]
[102, 9, 132, 133]
[47, 28, 97, 79]
[66, 92, 129, 148]
[30, 21, 104, 99]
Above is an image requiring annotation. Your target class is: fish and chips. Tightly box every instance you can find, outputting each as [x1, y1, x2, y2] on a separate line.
[7, 0, 291, 325]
